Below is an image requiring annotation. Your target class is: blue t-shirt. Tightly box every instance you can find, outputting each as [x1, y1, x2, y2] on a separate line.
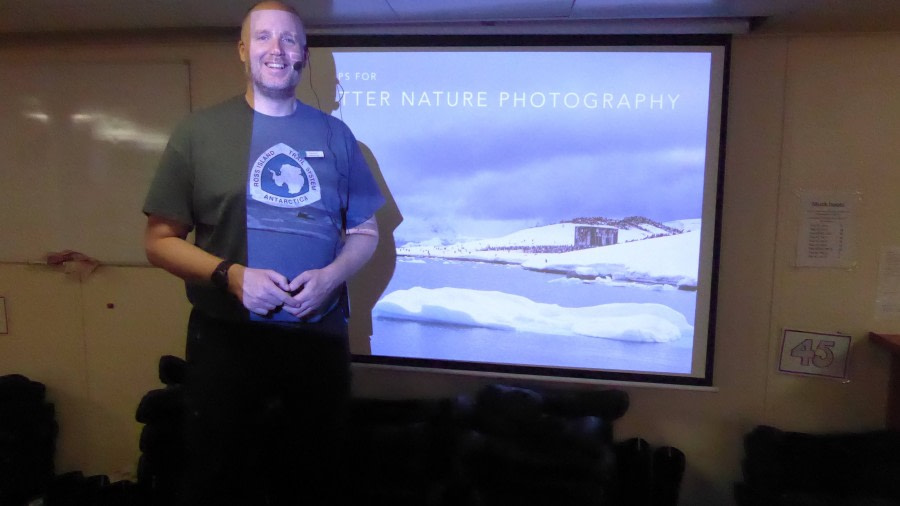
[246, 102, 383, 322]
[143, 96, 385, 323]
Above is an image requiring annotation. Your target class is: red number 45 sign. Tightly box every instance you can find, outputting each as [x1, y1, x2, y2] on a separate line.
[779, 329, 851, 379]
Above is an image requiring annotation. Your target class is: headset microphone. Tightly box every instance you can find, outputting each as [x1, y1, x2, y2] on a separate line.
[293, 61, 304, 71]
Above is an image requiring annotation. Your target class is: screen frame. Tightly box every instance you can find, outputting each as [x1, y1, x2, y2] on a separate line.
[307, 33, 731, 387]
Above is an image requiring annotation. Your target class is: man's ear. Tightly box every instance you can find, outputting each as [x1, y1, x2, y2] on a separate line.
[238, 39, 247, 63]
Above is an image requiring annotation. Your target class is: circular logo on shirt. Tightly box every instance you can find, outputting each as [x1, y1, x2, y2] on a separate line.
[249, 143, 321, 208]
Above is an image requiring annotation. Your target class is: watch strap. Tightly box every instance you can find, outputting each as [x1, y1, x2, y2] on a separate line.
[211, 260, 233, 291]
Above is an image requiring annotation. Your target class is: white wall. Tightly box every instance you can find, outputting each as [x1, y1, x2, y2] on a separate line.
[1, 32, 898, 504]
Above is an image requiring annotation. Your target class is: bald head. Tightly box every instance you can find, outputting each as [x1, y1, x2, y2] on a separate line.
[240, 1, 305, 42]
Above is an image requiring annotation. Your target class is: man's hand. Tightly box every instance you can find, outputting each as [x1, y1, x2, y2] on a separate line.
[234, 265, 298, 316]
[284, 268, 340, 319]
[281, 218, 379, 320]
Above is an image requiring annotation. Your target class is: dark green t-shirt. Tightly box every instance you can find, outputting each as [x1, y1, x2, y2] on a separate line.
[143, 96, 385, 321]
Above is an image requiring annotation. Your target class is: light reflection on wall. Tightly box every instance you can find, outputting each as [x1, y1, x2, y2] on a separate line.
[20, 108, 170, 153]
[19, 108, 168, 151]
[23, 111, 50, 123]
[68, 111, 169, 152]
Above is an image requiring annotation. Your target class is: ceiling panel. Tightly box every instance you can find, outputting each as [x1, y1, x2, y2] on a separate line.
[299, 0, 400, 26]
[0, 0, 897, 35]
[571, 0, 748, 19]
[0, 0, 400, 33]
[385, 0, 574, 21]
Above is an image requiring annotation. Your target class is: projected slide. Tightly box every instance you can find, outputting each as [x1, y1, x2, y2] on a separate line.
[329, 46, 723, 379]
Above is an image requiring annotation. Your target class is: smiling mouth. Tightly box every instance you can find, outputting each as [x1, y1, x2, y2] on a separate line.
[265, 62, 286, 70]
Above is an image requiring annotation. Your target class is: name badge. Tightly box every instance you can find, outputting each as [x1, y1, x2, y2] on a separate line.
[305, 150, 325, 158]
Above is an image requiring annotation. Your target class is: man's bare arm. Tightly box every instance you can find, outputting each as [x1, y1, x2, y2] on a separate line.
[144, 215, 220, 281]
[346, 215, 379, 237]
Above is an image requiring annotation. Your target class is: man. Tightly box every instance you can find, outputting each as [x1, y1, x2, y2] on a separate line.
[142, 2, 384, 503]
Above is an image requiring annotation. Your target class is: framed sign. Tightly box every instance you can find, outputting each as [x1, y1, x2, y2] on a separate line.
[779, 329, 851, 379]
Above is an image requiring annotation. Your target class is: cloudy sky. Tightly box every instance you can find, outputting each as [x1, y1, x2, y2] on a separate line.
[329, 48, 717, 244]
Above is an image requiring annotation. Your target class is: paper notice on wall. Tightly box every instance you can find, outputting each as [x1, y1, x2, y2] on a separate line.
[875, 247, 900, 319]
[796, 191, 858, 268]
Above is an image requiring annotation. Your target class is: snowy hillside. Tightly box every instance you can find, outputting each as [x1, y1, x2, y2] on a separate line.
[395, 217, 702, 288]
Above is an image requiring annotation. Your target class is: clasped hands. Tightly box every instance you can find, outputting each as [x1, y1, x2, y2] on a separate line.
[235, 265, 339, 319]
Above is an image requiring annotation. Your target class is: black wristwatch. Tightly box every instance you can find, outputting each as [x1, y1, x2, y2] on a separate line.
[211, 260, 233, 291]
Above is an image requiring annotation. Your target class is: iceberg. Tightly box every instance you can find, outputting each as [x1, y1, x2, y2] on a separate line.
[373, 286, 693, 343]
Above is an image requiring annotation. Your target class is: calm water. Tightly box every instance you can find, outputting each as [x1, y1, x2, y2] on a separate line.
[370, 258, 696, 374]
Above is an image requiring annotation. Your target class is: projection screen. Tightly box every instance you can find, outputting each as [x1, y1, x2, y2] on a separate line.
[303, 35, 729, 386]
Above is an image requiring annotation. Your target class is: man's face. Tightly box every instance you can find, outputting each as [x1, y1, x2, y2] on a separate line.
[239, 8, 306, 100]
